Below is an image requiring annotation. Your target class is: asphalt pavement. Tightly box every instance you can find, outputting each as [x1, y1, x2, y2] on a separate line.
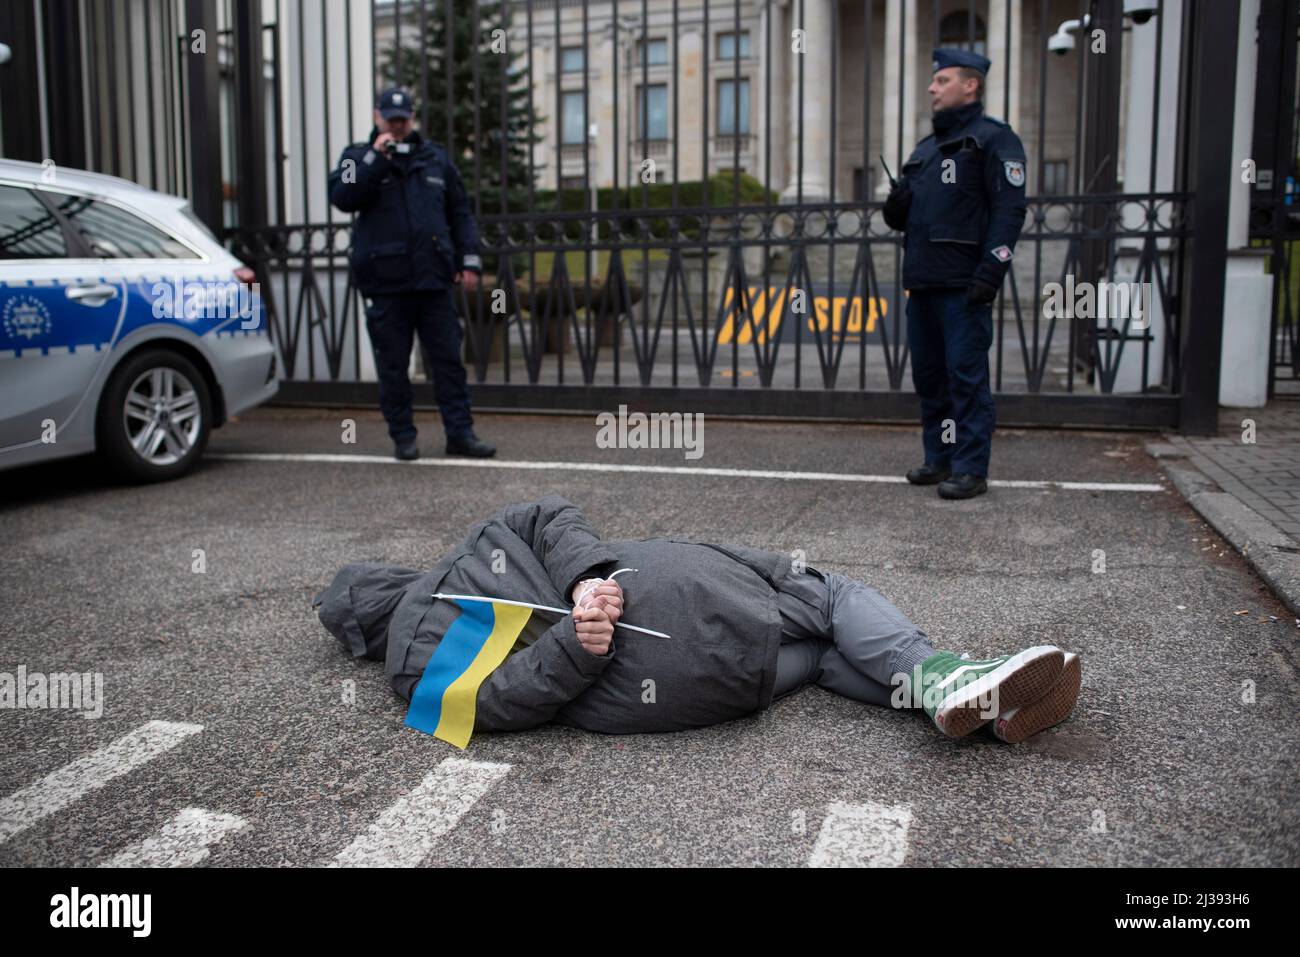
[1, 406, 1296, 866]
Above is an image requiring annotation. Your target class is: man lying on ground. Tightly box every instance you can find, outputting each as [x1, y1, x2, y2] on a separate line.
[314, 495, 1081, 747]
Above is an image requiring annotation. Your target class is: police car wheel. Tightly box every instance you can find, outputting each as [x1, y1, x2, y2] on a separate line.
[97, 349, 212, 482]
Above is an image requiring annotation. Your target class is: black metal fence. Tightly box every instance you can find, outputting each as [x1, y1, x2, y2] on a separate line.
[1254, 0, 1300, 399]
[1, 0, 1253, 430]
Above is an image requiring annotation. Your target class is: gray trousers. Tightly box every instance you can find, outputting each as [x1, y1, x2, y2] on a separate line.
[772, 567, 937, 707]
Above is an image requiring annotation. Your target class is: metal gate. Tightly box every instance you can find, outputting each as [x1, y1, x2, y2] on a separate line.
[1254, 0, 1300, 399]
[1, 0, 1250, 430]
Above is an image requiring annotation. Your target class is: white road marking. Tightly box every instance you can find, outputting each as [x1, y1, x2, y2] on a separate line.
[0, 720, 203, 844]
[331, 757, 512, 867]
[808, 800, 913, 867]
[208, 452, 1165, 493]
[102, 807, 249, 867]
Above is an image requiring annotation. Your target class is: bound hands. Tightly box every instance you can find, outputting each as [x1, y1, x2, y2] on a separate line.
[571, 578, 624, 657]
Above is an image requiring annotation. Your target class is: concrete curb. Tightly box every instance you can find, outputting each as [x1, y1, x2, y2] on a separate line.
[1146, 441, 1300, 619]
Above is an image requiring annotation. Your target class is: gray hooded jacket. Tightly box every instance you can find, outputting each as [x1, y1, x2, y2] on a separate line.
[314, 495, 816, 735]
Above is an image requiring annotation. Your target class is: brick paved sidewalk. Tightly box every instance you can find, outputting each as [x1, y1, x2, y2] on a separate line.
[1162, 399, 1300, 544]
[1151, 397, 1300, 617]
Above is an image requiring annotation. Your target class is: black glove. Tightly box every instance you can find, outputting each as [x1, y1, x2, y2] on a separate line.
[882, 183, 912, 231]
[966, 279, 999, 305]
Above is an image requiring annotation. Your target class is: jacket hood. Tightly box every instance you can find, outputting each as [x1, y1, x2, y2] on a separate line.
[313, 563, 424, 660]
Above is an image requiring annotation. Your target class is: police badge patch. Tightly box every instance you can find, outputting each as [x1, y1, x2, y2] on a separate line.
[1003, 159, 1026, 188]
[991, 245, 1013, 262]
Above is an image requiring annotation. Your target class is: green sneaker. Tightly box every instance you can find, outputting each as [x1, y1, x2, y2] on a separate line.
[899, 646, 1065, 738]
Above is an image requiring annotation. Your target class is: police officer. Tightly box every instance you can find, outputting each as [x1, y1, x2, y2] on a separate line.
[328, 87, 495, 461]
[882, 50, 1026, 500]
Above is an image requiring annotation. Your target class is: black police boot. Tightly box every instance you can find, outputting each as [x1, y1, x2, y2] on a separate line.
[446, 432, 496, 458]
[394, 439, 420, 461]
[906, 463, 952, 485]
[937, 473, 988, 500]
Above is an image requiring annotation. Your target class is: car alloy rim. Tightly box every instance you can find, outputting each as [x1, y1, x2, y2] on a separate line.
[123, 367, 202, 466]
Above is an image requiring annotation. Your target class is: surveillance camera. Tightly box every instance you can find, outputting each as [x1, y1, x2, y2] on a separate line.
[1124, 0, 1159, 25]
[1048, 32, 1075, 55]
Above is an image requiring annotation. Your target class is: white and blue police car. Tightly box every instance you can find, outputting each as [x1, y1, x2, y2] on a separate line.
[0, 159, 277, 481]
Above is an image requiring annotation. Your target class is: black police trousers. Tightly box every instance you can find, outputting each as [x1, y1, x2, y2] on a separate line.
[364, 289, 473, 443]
[905, 289, 996, 478]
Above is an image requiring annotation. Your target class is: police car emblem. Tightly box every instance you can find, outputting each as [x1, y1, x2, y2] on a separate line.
[991, 245, 1013, 262]
[2, 294, 53, 342]
[1003, 160, 1026, 187]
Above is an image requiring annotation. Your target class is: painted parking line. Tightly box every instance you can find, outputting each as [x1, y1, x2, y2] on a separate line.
[331, 757, 512, 868]
[102, 807, 249, 867]
[0, 720, 204, 844]
[209, 452, 1166, 493]
[807, 800, 913, 867]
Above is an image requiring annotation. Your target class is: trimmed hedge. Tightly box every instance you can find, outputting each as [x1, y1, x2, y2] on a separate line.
[534, 170, 777, 212]
[489, 172, 778, 274]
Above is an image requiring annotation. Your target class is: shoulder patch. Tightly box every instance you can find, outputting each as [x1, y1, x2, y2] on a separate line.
[1003, 159, 1026, 188]
[991, 245, 1013, 263]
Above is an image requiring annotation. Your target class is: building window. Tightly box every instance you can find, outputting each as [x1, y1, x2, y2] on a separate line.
[639, 84, 668, 140]
[561, 90, 586, 144]
[718, 78, 750, 135]
[718, 31, 750, 60]
[1041, 160, 1068, 195]
[561, 47, 584, 73]
[638, 38, 668, 65]
[938, 11, 986, 58]
[560, 176, 586, 190]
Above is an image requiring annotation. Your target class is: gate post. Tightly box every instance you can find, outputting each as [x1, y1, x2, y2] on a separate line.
[184, 0, 222, 233]
[1076, 0, 1124, 376]
[0, 1, 43, 162]
[1178, 0, 1240, 435]
[232, 0, 268, 234]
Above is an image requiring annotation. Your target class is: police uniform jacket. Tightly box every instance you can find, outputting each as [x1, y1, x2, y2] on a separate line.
[894, 101, 1027, 292]
[328, 129, 482, 296]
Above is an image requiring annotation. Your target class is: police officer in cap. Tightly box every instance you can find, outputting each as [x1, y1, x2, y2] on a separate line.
[329, 86, 496, 460]
[882, 49, 1026, 499]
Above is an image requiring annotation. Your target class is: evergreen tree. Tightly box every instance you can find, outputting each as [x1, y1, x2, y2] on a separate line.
[382, 0, 543, 215]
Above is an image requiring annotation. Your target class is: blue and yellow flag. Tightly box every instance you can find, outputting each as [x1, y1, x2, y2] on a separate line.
[404, 598, 533, 749]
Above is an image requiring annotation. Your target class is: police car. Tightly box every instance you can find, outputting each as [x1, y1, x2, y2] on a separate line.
[0, 160, 277, 481]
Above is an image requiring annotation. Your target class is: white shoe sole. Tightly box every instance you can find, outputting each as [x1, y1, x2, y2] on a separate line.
[934, 645, 1065, 739]
[991, 652, 1082, 743]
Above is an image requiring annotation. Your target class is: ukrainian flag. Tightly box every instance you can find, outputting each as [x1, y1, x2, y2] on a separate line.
[404, 598, 533, 749]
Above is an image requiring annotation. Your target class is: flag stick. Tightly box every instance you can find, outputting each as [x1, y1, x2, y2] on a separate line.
[430, 593, 671, 639]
